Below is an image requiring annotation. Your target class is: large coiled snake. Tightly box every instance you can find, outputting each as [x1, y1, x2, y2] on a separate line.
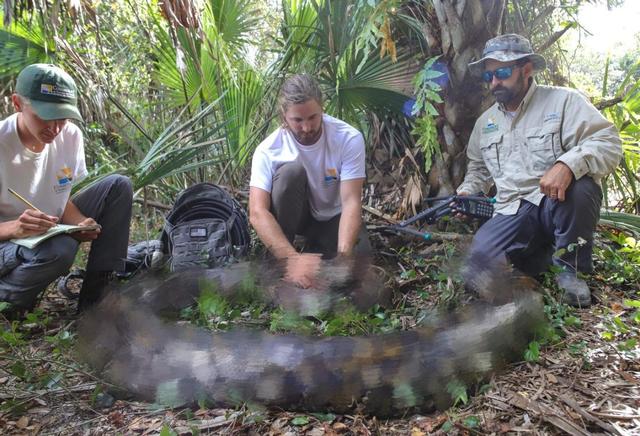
[77, 258, 545, 417]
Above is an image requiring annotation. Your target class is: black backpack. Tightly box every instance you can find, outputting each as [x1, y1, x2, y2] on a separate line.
[121, 183, 250, 276]
[161, 183, 250, 271]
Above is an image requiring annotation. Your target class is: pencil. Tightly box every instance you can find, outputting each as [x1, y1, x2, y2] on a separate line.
[8, 188, 42, 213]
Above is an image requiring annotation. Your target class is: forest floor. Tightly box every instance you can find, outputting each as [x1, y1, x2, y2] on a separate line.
[1, 212, 639, 435]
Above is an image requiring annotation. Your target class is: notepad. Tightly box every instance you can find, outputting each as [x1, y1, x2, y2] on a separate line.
[10, 224, 101, 249]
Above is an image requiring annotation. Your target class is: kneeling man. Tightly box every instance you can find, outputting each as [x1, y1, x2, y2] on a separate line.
[249, 74, 370, 287]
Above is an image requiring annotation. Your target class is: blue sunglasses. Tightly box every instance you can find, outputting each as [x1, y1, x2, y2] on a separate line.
[482, 64, 522, 83]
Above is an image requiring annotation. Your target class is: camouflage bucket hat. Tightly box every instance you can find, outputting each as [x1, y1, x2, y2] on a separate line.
[468, 34, 546, 76]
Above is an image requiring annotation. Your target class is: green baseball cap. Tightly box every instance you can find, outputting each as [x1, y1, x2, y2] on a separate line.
[15, 63, 83, 122]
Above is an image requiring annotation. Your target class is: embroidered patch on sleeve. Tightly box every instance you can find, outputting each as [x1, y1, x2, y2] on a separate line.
[482, 118, 499, 134]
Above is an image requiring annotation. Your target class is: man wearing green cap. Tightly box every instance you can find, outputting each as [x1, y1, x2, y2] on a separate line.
[0, 64, 133, 317]
[457, 34, 622, 308]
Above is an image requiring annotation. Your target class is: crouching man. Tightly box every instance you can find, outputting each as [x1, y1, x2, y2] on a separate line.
[0, 64, 133, 317]
[458, 34, 622, 307]
[249, 74, 371, 287]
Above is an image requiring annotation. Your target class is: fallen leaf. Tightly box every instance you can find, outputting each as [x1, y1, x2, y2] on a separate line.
[195, 409, 209, 417]
[108, 411, 125, 428]
[411, 427, 426, 436]
[619, 371, 638, 384]
[611, 302, 625, 314]
[322, 423, 339, 436]
[566, 409, 581, 420]
[307, 427, 326, 436]
[16, 416, 29, 429]
[27, 424, 41, 433]
[499, 422, 512, 433]
[415, 414, 447, 432]
[271, 417, 289, 430]
[332, 422, 348, 432]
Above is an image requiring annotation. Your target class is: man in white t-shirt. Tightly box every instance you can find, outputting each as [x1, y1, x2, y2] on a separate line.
[249, 74, 370, 287]
[0, 64, 133, 317]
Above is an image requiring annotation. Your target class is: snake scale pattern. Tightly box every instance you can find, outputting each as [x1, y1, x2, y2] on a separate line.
[78, 259, 545, 416]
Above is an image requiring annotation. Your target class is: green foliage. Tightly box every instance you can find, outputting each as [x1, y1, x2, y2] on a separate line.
[311, 412, 336, 422]
[602, 59, 640, 213]
[197, 287, 230, 319]
[131, 95, 230, 191]
[524, 341, 540, 362]
[463, 416, 480, 428]
[44, 330, 76, 355]
[411, 57, 443, 117]
[290, 415, 310, 426]
[269, 309, 314, 334]
[446, 379, 468, 406]
[1, 324, 25, 348]
[321, 304, 371, 336]
[0, 15, 55, 79]
[594, 230, 640, 286]
[599, 211, 640, 236]
[160, 424, 178, 436]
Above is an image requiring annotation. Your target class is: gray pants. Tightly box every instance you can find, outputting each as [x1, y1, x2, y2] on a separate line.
[271, 161, 371, 258]
[468, 176, 602, 277]
[0, 175, 133, 309]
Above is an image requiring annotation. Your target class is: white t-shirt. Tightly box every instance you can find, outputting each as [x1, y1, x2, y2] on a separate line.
[250, 114, 365, 221]
[0, 113, 88, 222]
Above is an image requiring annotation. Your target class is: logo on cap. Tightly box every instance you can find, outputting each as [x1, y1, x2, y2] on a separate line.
[40, 83, 74, 99]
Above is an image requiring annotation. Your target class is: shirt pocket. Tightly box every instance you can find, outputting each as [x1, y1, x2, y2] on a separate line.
[525, 122, 562, 173]
[479, 132, 503, 175]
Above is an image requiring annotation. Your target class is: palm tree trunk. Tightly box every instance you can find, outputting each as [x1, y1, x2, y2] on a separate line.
[429, 0, 505, 195]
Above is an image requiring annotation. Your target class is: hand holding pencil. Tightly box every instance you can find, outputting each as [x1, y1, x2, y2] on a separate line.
[7, 188, 58, 238]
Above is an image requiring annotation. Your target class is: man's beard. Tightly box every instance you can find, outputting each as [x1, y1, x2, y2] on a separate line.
[293, 128, 322, 145]
[492, 86, 515, 104]
[492, 73, 525, 105]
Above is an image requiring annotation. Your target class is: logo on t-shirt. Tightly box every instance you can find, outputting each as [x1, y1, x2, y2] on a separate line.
[324, 168, 338, 186]
[54, 167, 73, 193]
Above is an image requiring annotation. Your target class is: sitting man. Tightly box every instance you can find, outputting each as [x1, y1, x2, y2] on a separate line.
[0, 64, 133, 317]
[458, 34, 622, 307]
[249, 74, 370, 287]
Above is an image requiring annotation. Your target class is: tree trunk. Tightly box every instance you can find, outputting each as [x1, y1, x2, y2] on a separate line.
[428, 0, 505, 196]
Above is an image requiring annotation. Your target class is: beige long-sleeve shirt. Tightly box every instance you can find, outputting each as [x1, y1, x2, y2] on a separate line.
[457, 81, 622, 215]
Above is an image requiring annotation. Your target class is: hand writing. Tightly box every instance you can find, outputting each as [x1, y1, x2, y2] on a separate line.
[11, 209, 58, 238]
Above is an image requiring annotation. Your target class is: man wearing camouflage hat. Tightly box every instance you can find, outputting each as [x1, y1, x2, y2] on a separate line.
[0, 64, 133, 317]
[457, 34, 622, 307]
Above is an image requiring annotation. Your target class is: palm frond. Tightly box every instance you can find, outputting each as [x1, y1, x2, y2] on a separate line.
[599, 210, 640, 235]
[133, 94, 229, 190]
[0, 19, 53, 79]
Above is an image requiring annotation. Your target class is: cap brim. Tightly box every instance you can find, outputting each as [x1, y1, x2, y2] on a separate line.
[468, 53, 546, 76]
[30, 100, 83, 122]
